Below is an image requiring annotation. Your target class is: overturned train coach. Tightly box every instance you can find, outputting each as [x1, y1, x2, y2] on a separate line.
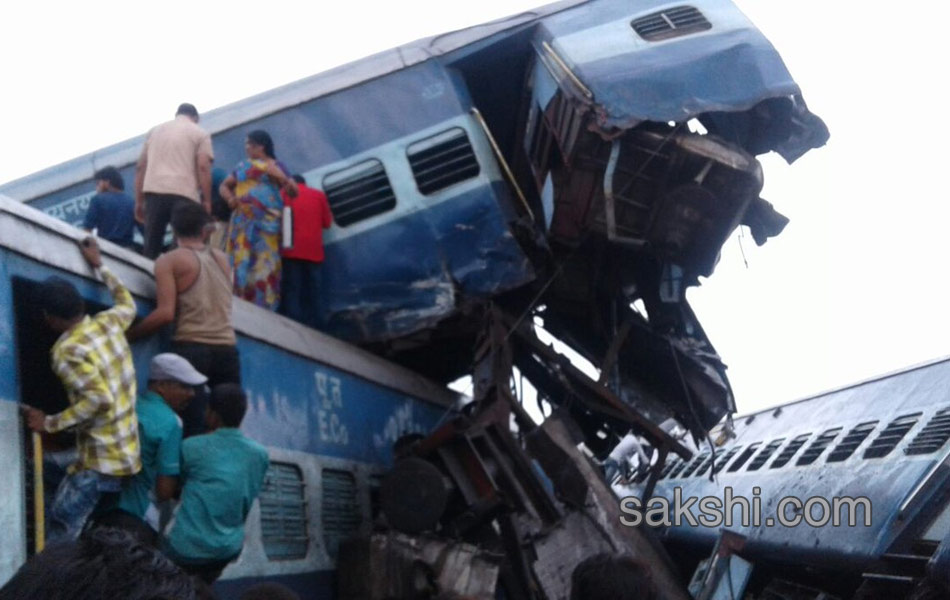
[0, 194, 461, 597]
[0, 0, 827, 448]
[634, 357, 950, 599]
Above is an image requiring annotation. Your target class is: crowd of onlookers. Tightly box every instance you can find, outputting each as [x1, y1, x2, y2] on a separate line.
[6, 103, 660, 600]
[15, 228, 269, 597]
[83, 102, 332, 328]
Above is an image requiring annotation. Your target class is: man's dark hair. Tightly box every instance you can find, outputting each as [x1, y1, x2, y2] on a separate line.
[177, 103, 199, 119]
[239, 582, 301, 600]
[40, 276, 84, 320]
[171, 202, 210, 238]
[292, 174, 306, 185]
[0, 527, 195, 600]
[210, 383, 247, 427]
[570, 553, 656, 600]
[93, 166, 125, 191]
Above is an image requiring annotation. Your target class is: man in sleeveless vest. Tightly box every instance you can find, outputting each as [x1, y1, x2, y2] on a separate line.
[127, 203, 239, 437]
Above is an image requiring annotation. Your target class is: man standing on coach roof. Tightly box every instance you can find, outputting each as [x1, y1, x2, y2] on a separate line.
[134, 103, 214, 259]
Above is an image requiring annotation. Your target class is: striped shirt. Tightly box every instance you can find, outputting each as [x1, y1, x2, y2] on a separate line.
[45, 265, 142, 477]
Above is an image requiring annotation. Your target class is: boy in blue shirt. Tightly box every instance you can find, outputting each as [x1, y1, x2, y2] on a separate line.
[83, 166, 138, 249]
[163, 383, 270, 584]
[95, 353, 206, 544]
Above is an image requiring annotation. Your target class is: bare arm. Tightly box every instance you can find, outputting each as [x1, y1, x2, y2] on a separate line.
[197, 152, 212, 214]
[220, 174, 238, 209]
[266, 161, 298, 198]
[125, 254, 177, 341]
[155, 475, 179, 502]
[79, 238, 136, 330]
[134, 144, 148, 224]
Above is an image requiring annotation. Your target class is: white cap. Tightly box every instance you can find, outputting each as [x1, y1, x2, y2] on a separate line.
[149, 353, 208, 386]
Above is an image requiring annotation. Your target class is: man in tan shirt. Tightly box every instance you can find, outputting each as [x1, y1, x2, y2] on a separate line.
[134, 103, 214, 259]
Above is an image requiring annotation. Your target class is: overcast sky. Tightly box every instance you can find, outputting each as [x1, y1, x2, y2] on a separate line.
[3, 1, 947, 414]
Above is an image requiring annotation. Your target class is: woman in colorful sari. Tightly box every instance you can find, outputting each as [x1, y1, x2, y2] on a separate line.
[219, 130, 297, 310]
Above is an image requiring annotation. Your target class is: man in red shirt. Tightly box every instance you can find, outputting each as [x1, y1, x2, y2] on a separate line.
[280, 174, 333, 328]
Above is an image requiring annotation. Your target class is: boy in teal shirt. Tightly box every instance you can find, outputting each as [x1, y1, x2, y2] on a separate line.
[95, 353, 206, 544]
[163, 383, 270, 584]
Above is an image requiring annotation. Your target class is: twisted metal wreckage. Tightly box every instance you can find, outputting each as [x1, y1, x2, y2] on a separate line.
[329, 2, 828, 599]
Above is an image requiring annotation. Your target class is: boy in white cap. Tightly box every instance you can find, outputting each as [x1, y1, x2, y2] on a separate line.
[94, 353, 207, 544]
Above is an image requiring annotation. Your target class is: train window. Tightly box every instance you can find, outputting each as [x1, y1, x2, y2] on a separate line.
[679, 452, 709, 478]
[323, 159, 397, 226]
[727, 442, 761, 473]
[259, 462, 308, 560]
[796, 427, 841, 466]
[770, 433, 811, 468]
[694, 454, 716, 477]
[906, 408, 950, 455]
[407, 128, 480, 195]
[527, 101, 553, 175]
[631, 6, 712, 42]
[746, 438, 785, 471]
[864, 413, 921, 459]
[321, 469, 361, 560]
[827, 421, 878, 462]
[658, 457, 681, 479]
[667, 456, 690, 479]
[711, 445, 741, 475]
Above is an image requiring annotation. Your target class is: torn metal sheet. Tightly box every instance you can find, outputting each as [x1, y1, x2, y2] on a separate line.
[532, 0, 828, 158]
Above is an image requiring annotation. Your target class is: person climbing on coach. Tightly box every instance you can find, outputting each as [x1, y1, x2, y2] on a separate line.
[163, 383, 269, 585]
[21, 236, 141, 542]
[127, 202, 239, 437]
[95, 353, 207, 545]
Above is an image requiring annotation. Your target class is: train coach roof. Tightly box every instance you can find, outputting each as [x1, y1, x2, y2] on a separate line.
[0, 0, 585, 202]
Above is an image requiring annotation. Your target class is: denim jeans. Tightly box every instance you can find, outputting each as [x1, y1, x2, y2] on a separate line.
[48, 469, 121, 543]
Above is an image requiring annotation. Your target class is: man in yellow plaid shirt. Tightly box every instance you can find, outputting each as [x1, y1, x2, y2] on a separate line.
[22, 237, 141, 541]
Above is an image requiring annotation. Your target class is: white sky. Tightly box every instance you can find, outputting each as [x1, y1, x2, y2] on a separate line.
[2, 1, 948, 414]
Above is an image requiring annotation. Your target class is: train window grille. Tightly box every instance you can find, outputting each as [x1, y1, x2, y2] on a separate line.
[906, 408, 950, 455]
[631, 6, 712, 42]
[864, 413, 921, 459]
[322, 469, 361, 560]
[407, 127, 480, 195]
[659, 457, 681, 480]
[797, 427, 842, 466]
[746, 438, 785, 472]
[679, 451, 710, 478]
[667, 456, 690, 479]
[323, 159, 397, 226]
[711, 446, 741, 475]
[827, 421, 878, 462]
[694, 453, 716, 477]
[770, 434, 811, 469]
[259, 462, 308, 560]
[727, 442, 761, 473]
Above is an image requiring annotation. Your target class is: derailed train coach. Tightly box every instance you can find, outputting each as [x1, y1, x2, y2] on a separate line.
[0, 0, 827, 448]
[1, 1, 832, 597]
[634, 357, 950, 599]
